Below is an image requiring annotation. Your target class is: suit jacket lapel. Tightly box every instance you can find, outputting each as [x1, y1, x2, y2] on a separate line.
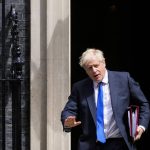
[108, 71, 119, 121]
[85, 71, 120, 126]
[85, 80, 97, 125]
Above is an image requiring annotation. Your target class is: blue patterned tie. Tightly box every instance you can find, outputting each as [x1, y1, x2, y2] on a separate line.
[96, 82, 106, 143]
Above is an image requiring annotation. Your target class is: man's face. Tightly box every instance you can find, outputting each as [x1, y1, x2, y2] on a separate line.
[84, 58, 106, 83]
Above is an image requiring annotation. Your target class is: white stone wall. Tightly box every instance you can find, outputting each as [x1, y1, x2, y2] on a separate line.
[31, 0, 70, 150]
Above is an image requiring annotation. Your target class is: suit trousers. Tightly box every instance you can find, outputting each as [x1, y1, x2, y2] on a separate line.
[96, 138, 129, 150]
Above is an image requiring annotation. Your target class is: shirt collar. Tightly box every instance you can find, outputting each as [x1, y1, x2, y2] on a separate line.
[102, 70, 108, 84]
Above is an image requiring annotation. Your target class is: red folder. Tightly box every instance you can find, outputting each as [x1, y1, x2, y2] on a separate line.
[127, 105, 139, 139]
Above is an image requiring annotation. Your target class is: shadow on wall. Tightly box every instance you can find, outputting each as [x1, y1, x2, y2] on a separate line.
[31, 15, 69, 150]
[47, 15, 69, 127]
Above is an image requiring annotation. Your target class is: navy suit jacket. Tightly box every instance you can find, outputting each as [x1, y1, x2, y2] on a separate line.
[61, 71, 150, 150]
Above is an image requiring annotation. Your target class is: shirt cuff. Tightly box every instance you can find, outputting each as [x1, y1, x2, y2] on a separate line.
[139, 125, 145, 132]
[64, 126, 71, 132]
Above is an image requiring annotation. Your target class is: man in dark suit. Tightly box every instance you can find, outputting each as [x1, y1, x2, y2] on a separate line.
[61, 48, 150, 150]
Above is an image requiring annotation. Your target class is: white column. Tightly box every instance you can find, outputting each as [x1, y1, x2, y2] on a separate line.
[47, 0, 70, 150]
[31, 0, 47, 150]
[31, 0, 70, 150]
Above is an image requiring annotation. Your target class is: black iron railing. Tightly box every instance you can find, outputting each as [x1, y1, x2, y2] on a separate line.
[1, 4, 24, 150]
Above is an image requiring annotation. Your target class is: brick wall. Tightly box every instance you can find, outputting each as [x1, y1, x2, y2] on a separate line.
[0, 0, 30, 150]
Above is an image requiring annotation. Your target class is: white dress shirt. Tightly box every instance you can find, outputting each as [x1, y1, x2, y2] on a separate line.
[94, 70, 122, 139]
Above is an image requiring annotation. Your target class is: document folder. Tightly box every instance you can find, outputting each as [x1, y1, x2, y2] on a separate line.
[128, 105, 139, 139]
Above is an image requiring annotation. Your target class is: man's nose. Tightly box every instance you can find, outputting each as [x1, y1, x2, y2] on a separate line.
[92, 67, 97, 72]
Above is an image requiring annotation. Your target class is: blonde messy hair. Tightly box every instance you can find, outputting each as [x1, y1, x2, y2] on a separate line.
[79, 48, 105, 68]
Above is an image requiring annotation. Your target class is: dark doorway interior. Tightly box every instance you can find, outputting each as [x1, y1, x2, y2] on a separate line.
[71, 0, 150, 150]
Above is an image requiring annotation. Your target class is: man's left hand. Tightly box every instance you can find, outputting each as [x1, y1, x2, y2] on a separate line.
[134, 126, 144, 141]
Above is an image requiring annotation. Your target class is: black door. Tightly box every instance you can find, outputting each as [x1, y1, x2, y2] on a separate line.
[71, 1, 150, 150]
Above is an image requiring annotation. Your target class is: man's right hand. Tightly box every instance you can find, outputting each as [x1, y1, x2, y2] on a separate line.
[64, 116, 81, 128]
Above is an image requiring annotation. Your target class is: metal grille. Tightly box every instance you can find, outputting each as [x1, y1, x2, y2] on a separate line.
[0, 2, 30, 150]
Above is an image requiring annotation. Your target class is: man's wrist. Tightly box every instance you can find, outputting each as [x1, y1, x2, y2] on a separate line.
[138, 125, 145, 132]
[64, 126, 71, 132]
